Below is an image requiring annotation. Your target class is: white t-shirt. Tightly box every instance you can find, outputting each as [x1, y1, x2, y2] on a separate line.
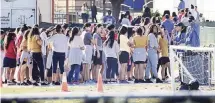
[103, 41, 119, 58]
[121, 18, 131, 26]
[69, 36, 84, 48]
[40, 32, 48, 55]
[48, 34, 69, 53]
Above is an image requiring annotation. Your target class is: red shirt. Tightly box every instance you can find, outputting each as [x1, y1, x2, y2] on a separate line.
[5, 40, 17, 59]
[114, 33, 118, 40]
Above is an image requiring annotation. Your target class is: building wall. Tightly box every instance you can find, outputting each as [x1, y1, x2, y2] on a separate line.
[37, 0, 52, 23]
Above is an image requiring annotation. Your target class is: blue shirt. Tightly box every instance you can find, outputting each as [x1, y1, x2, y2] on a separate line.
[178, 0, 185, 10]
[103, 15, 116, 24]
[174, 32, 186, 45]
[162, 19, 174, 34]
[185, 23, 200, 47]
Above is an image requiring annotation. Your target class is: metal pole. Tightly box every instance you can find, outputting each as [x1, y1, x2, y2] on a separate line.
[66, 0, 69, 23]
[52, 0, 54, 23]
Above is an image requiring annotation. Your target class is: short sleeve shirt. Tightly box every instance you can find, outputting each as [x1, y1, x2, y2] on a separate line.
[148, 33, 159, 49]
[93, 33, 102, 50]
[84, 32, 92, 45]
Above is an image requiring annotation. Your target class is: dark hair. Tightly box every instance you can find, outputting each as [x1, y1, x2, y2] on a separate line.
[191, 4, 194, 9]
[118, 26, 127, 44]
[69, 27, 79, 43]
[21, 24, 28, 32]
[107, 24, 115, 31]
[185, 8, 189, 13]
[1, 30, 5, 34]
[163, 10, 170, 17]
[30, 27, 40, 37]
[144, 17, 150, 25]
[195, 6, 197, 8]
[136, 27, 144, 36]
[66, 28, 71, 37]
[172, 12, 177, 17]
[108, 10, 112, 15]
[55, 25, 62, 33]
[184, 13, 188, 17]
[149, 25, 158, 34]
[92, 24, 103, 35]
[105, 31, 115, 48]
[34, 24, 39, 28]
[142, 7, 151, 18]
[181, 9, 184, 13]
[23, 30, 30, 40]
[119, 14, 124, 23]
[151, 17, 156, 24]
[4, 32, 16, 49]
[119, 26, 128, 35]
[125, 11, 130, 16]
[62, 23, 68, 30]
[181, 26, 187, 33]
[165, 14, 170, 19]
[83, 23, 91, 29]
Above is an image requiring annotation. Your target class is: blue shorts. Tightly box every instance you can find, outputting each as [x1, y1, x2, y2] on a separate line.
[3, 57, 16, 68]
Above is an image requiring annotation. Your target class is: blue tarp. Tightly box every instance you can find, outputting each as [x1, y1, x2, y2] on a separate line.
[123, 0, 145, 10]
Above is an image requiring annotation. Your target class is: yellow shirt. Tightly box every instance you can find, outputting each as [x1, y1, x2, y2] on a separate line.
[159, 37, 169, 57]
[28, 35, 41, 52]
[133, 35, 148, 48]
[120, 35, 130, 53]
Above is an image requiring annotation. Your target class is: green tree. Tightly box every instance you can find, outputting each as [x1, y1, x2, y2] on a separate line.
[109, 0, 125, 23]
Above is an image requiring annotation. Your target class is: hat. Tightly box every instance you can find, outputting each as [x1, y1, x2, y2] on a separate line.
[175, 22, 184, 27]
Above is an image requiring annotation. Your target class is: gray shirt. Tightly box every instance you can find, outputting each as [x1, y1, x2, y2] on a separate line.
[93, 33, 102, 50]
[84, 32, 93, 45]
[148, 33, 159, 50]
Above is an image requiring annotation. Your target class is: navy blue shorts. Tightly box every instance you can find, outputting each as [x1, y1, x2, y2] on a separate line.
[3, 57, 16, 68]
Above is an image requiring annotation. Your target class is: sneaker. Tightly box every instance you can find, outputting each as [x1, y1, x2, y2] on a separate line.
[156, 78, 163, 83]
[145, 79, 153, 83]
[3, 80, 7, 84]
[73, 81, 79, 85]
[134, 79, 139, 83]
[123, 80, 129, 84]
[128, 78, 132, 81]
[26, 80, 32, 85]
[41, 82, 49, 86]
[139, 79, 146, 83]
[54, 82, 61, 85]
[33, 82, 39, 86]
[17, 82, 21, 85]
[21, 82, 28, 86]
[12, 79, 17, 84]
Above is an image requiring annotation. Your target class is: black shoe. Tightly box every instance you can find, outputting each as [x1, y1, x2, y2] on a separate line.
[152, 76, 156, 79]
[33, 82, 39, 86]
[139, 79, 146, 83]
[128, 78, 132, 81]
[21, 82, 28, 86]
[41, 82, 49, 86]
[26, 80, 32, 85]
[145, 79, 153, 83]
[3, 80, 7, 84]
[156, 78, 163, 83]
[134, 79, 139, 83]
[52, 81, 55, 85]
[12, 79, 17, 84]
[54, 82, 60, 85]
[17, 82, 21, 85]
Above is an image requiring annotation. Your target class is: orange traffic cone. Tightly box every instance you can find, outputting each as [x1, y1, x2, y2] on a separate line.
[97, 73, 103, 93]
[61, 72, 69, 92]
